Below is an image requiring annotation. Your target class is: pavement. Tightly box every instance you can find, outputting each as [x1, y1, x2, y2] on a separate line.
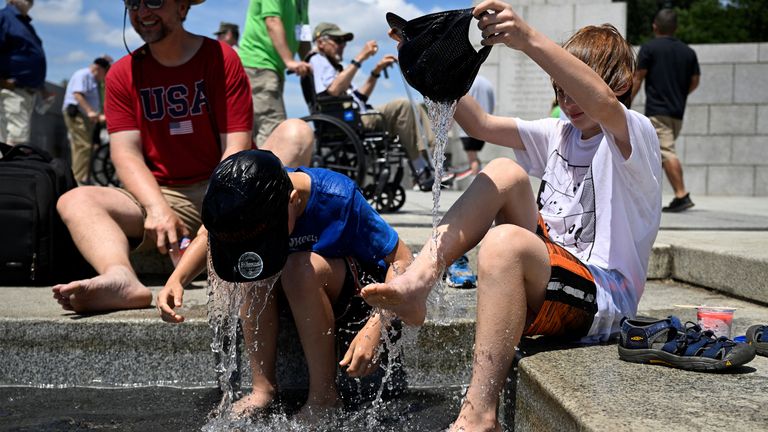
[1, 188, 767, 431]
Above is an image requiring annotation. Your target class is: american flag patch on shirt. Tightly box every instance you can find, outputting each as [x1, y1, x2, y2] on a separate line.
[169, 120, 193, 135]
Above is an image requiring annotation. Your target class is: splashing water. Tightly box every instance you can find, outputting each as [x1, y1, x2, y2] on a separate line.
[201, 247, 417, 431]
[423, 98, 458, 320]
[203, 246, 281, 430]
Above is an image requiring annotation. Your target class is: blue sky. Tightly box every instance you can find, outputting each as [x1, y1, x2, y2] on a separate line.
[31, 0, 471, 118]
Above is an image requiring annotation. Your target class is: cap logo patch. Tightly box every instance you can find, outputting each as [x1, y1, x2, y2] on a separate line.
[237, 252, 264, 279]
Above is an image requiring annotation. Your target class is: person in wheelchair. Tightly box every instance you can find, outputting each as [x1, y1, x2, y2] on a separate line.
[307, 22, 452, 191]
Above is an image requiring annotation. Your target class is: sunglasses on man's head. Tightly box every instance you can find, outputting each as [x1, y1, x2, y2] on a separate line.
[124, 0, 164, 11]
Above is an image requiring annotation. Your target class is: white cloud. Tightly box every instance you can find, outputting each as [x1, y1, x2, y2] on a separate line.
[56, 49, 90, 64]
[34, 0, 84, 25]
[35, 0, 142, 48]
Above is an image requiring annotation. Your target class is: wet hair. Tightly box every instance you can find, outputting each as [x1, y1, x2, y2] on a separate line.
[560, 24, 636, 108]
[654, 8, 677, 35]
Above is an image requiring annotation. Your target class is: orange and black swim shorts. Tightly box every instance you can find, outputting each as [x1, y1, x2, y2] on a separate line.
[523, 215, 598, 340]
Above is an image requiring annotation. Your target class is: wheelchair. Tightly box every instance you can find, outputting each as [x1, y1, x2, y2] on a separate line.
[299, 72, 409, 213]
[89, 123, 120, 187]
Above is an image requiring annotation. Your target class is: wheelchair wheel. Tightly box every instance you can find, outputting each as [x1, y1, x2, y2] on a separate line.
[385, 184, 406, 212]
[90, 142, 120, 186]
[302, 114, 367, 186]
[362, 184, 389, 213]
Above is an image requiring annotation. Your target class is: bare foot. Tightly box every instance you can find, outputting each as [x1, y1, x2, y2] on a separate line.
[360, 260, 437, 326]
[52, 266, 152, 313]
[231, 389, 275, 418]
[449, 400, 501, 432]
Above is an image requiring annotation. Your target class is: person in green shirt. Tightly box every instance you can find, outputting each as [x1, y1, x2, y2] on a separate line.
[238, 0, 312, 146]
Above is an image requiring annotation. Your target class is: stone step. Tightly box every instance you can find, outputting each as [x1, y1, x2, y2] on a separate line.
[0, 284, 476, 389]
[512, 280, 768, 432]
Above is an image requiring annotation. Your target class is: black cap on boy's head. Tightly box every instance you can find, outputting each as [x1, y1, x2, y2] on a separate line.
[387, 8, 491, 102]
[386, 8, 491, 102]
[202, 150, 292, 282]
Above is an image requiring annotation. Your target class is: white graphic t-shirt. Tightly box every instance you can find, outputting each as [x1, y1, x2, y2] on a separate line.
[514, 106, 662, 341]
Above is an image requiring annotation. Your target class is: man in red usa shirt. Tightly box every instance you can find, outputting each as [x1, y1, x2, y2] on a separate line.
[52, 0, 313, 313]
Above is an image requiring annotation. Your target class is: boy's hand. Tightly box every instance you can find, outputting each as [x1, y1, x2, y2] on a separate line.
[474, 0, 533, 51]
[339, 315, 382, 377]
[157, 281, 185, 323]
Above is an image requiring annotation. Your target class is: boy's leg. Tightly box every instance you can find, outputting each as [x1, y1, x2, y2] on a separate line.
[234, 284, 280, 414]
[280, 252, 347, 411]
[362, 158, 539, 325]
[451, 225, 550, 432]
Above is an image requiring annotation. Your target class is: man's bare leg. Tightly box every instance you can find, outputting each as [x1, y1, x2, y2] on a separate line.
[449, 225, 550, 432]
[662, 156, 687, 198]
[261, 118, 314, 168]
[52, 186, 151, 312]
[280, 252, 346, 418]
[232, 284, 280, 416]
[362, 158, 540, 325]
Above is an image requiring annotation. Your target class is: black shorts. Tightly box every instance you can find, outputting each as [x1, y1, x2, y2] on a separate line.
[461, 136, 485, 151]
[334, 257, 387, 338]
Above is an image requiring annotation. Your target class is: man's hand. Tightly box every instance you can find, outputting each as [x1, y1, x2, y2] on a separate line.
[157, 280, 185, 323]
[144, 203, 190, 256]
[339, 314, 383, 377]
[86, 110, 100, 122]
[286, 59, 311, 77]
[373, 55, 397, 76]
[358, 40, 380, 62]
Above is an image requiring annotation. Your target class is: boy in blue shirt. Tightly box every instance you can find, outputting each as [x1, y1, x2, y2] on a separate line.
[156, 149, 412, 419]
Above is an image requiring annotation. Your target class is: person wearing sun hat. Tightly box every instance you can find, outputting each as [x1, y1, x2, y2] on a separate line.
[308, 21, 455, 191]
[214, 21, 240, 51]
[157, 149, 413, 419]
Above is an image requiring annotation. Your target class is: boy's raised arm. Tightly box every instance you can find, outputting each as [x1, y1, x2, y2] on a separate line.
[474, 0, 631, 158]
[454, 95, 523, 150]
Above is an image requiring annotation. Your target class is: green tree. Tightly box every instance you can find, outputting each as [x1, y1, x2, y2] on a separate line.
[621, 0, 768, 44]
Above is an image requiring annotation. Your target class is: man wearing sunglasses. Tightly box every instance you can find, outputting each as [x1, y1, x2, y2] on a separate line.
[52, 0, 312, 313]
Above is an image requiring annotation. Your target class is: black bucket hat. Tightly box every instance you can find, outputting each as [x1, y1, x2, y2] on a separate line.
[387, 8, 492, 102]
[201, 150, 293, 282]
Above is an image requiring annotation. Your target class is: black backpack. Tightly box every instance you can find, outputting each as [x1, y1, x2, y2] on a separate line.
[0, 143, 89, 285]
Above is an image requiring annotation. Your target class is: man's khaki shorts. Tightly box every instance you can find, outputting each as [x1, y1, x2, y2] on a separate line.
[649, 115, 683, 162]
[116, 181, 207, 252]
[245, 67, 286, 147]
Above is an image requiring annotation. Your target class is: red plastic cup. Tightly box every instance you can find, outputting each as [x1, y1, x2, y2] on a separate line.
[696, 306, 736, 339]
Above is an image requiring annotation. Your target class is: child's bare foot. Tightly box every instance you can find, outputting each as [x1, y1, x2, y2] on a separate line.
[231, 389, 275, 418]
[52, 266, 152, 313]
[449, 400, 501, 432]
[361, 260, 437, 326]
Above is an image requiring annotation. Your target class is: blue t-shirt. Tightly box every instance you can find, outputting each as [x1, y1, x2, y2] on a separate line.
[0, 4, 45, 88]
[286, 167, 399, 269]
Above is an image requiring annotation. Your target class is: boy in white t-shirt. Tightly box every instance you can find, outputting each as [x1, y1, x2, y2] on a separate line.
[362, 1, 662, 431]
